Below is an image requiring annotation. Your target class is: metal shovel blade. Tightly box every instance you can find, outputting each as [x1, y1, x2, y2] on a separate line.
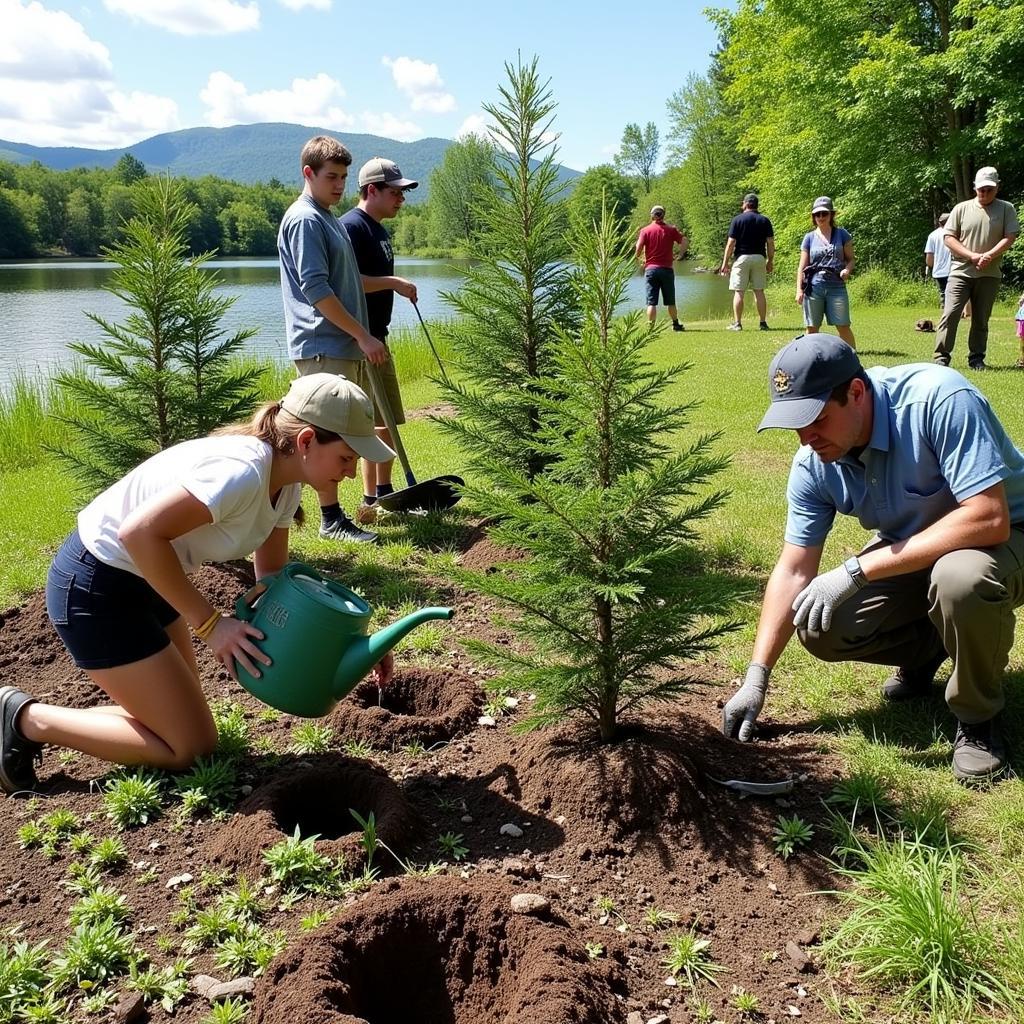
[374, 474, 464, 513]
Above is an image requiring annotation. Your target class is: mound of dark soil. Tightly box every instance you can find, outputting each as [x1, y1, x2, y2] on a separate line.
[204, 757, 423, 877]
[329, 668, 482, 749]
[250, 876, 627, 1024]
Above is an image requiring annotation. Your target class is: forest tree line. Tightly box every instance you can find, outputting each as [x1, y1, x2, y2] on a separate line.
[3, 0, 1022, 282]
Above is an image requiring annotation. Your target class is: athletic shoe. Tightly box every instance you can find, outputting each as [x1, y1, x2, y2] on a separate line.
[968, 361, 988, 371]
[759, 321, 770, 331]
[952, 717, 1006, 781]
[727, 322, 743, 331]
[354, 501, 378, 526]
[881, 650, 946, 701]
[319, 516, 379, 545]
[672, 323, 685, 332]
[0, 686, 42, 795]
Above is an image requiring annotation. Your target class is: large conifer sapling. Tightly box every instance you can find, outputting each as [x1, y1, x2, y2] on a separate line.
[438, 56, 579, 483]
[53, 177, 263, 492]
[457, 203, 738, 742]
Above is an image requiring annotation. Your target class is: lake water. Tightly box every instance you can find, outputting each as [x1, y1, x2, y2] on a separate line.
[0, 257, 733, 392]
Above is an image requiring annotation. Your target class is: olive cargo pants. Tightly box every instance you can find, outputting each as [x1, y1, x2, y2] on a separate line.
[797, 529, 1024, 724]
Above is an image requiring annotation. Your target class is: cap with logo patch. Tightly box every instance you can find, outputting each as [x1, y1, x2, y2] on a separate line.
[357, 157, 418, 190]
[757, 335, 863, 432]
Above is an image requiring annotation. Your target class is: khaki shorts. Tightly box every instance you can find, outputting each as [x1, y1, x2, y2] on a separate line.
[729, 254, 767, 292]
[293, 353, 405, 427]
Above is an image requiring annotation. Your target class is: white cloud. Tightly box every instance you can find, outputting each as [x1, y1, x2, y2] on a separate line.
[200, 70, 353, 128]
[382, 56, 455, 115]
[0, 0, 112, 81]
[356, 111, 422, 141]
[277, 0, 330, 7]
[0, 1, 178, 147]
[456, 114, 488, 140]
[102, 0, 260, 35]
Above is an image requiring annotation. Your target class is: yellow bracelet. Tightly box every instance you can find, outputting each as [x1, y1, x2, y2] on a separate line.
[194, 611, 222, 641]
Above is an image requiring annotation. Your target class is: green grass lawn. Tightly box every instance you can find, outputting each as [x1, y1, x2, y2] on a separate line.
[3, 295, 1024, 1021]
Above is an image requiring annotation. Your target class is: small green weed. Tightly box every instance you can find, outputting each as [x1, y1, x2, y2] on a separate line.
[50, 917, 136, 989]
[89, 836, 128, 871]
[69, 886, 131, 927]
[200, 995, 248, 1024]
[437, 831, 468, 861]
[643, 906, 680, 929]
[662, 929, 726, 988]
[126, 959, 190, 1013]
[731, 985, 760, 1016]
[173, 756, 237, 816]
[65, 862, 104, 896]
[584, 941, 604, 959]
[103, 771, 163, 829]
[342, 737, 373, 758]
[299, 910, 332, 931]
[826, 773, 894, 816]
[213, 926, 286, 977]
[218, 876, 265, 925]
[212, 701, 250, 759]
[289, 722, 336, 754]
[263, 828, 344, 894]
[773, 815, 815, 860]
[350, 808, 378, 870]
[0, 939, 49, 1018]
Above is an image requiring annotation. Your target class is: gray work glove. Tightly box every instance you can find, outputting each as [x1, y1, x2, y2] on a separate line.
[791, 562, 861, 633]
[722, 664, 770, 742]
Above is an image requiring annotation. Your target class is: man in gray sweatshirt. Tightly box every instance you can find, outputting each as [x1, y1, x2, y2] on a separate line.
[278, 135, 390, 543]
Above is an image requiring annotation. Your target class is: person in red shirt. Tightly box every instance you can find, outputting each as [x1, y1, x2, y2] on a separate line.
[635, 205, 688, 331]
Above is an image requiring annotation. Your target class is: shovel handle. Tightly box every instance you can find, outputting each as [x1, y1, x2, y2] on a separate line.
[412, 302, 451, 386]
[363, 361, 416, 488]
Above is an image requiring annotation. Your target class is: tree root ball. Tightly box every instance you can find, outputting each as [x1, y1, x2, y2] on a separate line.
[329, 667, 482, 750]
[250, 877, 627, 1024]
[203, 758, 422, 877]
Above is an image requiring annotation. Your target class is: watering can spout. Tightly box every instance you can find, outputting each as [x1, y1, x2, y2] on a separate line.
[333, 606, 455, 697]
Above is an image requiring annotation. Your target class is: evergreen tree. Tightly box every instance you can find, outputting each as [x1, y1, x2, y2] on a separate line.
[52, 176, 265, 492]
[438, 56, 580, 483]
[456, 203, 737, 743]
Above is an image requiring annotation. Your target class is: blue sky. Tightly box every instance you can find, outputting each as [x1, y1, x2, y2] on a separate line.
[1, 0, 727, 172]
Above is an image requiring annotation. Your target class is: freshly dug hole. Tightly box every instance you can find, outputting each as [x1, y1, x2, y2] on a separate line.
[250, 876, 626, 1024]
[329, 667, 481, 749]
[204, 758, 422, 877]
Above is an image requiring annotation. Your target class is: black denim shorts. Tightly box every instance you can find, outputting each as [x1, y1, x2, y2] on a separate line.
[46, 529, 179, 670]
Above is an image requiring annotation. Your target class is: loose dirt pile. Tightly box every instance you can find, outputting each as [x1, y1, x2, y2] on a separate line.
[250, 876, 628, 1024]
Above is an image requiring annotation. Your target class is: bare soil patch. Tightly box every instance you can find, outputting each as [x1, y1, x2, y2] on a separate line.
[0, 556, 854, 1023]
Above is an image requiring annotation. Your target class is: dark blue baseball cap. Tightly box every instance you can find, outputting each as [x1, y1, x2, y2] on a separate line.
[757, 335, 862, 431]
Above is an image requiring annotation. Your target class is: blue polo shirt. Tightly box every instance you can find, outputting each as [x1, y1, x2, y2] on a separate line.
[785, 363, 1024, 547]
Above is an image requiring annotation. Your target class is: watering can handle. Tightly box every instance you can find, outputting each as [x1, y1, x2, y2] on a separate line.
[233, 572, 283, 621]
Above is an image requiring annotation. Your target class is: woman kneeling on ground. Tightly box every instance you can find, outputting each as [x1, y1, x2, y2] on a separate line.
[0, 374, 395, 794]
[796, 195, 856, 349]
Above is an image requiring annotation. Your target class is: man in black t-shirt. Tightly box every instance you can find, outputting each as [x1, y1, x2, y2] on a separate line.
[719, 193, 775, 331]
[340, 158, 419, 523]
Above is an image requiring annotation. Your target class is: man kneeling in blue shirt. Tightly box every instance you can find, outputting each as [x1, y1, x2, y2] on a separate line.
[722, 335, 1024, 780]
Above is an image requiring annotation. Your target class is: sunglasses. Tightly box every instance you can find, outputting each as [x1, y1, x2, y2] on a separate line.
[813, 211, 831, 218]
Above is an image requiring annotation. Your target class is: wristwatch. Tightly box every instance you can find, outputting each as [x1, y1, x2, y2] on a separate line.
[844, 556, 867, 589]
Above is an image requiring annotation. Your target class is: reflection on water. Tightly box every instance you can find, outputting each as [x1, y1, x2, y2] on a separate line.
[0, 257, 733, 390]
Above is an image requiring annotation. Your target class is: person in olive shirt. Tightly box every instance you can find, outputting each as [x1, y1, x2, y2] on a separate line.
[340, 158, 419, 523]
[933, 166, 1019, 370]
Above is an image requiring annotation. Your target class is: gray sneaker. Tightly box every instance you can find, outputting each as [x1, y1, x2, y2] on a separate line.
[319, 515, 379, 545]
[952, 717, 1006, 781]
[0, 686, 42, 794]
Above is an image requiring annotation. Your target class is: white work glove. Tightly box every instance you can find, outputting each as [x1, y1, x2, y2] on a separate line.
[722, 664, 770, 742]
[792, 562, 862, 633]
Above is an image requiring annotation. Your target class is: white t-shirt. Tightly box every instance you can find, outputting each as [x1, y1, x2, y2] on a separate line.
[78, 436, 303, 575]
[924, 227, 951, 279]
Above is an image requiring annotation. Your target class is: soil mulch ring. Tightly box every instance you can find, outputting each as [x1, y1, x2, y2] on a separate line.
[0, 555, 867, 1023]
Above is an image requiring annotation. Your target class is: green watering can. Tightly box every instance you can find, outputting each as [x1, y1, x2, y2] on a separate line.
[232, 561, 454, 717]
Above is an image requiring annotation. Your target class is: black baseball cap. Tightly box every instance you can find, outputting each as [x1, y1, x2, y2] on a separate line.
[757, 335, 863, 431]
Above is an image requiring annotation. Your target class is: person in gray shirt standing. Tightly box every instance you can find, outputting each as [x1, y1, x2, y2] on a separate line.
[278, 135, 389, 543]
[933, 166, 1018, 371]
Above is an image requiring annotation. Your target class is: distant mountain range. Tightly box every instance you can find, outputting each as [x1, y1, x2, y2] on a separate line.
[0, 122, 581, 202]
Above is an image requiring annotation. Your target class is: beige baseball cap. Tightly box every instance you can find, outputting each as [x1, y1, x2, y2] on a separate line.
[280, 374, 396, 462]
